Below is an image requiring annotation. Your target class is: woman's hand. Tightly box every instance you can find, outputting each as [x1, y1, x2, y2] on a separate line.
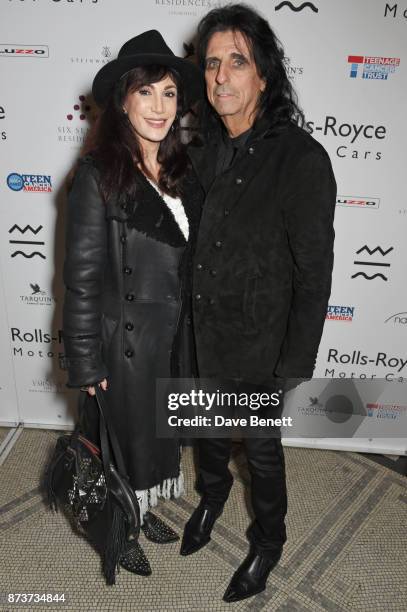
[80, 378, 108, 396]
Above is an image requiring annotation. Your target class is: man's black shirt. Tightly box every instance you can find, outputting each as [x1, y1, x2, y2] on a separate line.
[215, 126, 252, 176]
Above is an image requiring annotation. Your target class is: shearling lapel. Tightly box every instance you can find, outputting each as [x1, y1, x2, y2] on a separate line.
[124, 171, 186, 248]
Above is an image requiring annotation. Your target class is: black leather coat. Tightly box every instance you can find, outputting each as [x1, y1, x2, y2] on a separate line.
[188, 116, 336, 387]
[62, 156, 202, 490]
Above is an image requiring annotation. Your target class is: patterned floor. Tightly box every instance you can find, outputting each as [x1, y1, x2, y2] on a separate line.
[0, 427, 406, 611]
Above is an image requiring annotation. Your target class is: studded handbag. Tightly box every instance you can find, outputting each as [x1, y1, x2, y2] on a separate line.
[45, 385, 140, 585]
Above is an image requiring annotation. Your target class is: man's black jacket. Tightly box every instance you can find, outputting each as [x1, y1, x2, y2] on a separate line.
[188, 115, 337, 387]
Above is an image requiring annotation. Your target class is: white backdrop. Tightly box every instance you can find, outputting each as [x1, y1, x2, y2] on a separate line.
[0, 0, 406, 453]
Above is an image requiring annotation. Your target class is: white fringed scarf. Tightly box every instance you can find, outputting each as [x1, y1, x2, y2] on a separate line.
[135, 471, 185, 525]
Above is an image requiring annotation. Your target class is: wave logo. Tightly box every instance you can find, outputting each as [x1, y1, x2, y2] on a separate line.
[275, 1, 318, 12]
[8, 224, 46, 260]
[7, 173, 52, 192]
[348, 55, 400, 80]
[351, 245, 393, 281]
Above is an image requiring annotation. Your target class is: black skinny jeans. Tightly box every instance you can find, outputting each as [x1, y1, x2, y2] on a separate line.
[196, 435, 287, 559]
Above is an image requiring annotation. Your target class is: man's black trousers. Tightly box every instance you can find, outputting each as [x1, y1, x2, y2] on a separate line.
[196, 436, 288, 559]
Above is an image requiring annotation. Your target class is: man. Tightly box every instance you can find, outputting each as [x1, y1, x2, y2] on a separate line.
[181, 4, 336, 603]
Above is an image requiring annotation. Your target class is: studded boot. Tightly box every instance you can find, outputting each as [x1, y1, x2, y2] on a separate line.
[141, 511, 180, 544]
[119, 541, 152, 576]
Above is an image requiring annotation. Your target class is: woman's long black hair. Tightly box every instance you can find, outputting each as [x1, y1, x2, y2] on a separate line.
[196, 3, 305, 132]
[87, 65, 189, 201]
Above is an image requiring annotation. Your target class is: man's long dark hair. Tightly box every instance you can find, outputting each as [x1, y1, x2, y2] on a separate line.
[197, 3, 305, 132]
[88, 65, 188, 201]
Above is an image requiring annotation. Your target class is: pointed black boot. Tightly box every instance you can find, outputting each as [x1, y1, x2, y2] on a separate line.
[141, 511, 180, 544]
[119, 541, 152, 576]
[223, 549, 282, 603]
[180, 501, 223, 556]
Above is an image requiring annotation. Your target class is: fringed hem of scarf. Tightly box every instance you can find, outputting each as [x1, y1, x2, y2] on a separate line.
[135, 471, 185, 525]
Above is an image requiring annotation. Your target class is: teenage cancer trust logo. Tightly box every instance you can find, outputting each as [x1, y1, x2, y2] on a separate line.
[7, 173, 52, 192]
[348, 55, 400, 80]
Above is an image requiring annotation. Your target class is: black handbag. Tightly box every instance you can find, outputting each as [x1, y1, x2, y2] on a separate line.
[45, 385, 140, 585]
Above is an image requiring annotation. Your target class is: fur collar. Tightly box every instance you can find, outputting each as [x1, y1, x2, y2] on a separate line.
[124, 169, 202, 248]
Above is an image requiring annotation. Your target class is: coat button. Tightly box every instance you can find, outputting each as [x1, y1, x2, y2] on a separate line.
[248, 147, 255, 154]
[120, 203, 126, 210]
[195, 294, 202, 301]
[125, 293, 134, 301]
[186, 316, 192, 325]
[224, 208, 229, 216]
[125, 349, 134, 358]
[210, 269, 217, 277]
[215, 240, 222, 248]
[120, 235, 127, 244]
[123, 266, 132, 275]
[196, 263, 203, 270]
[235, 177, 243, 185]
[125, 322, 134, 331]
[208, 298, 215, 305]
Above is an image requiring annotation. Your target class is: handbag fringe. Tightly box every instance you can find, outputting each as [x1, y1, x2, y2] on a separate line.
[103, 500, 127, 586]
[135, 471, 184, 524]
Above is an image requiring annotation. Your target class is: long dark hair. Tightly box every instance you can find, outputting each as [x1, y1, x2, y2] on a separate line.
[87, 65, 188, 201]
[197, 3, 305, 132]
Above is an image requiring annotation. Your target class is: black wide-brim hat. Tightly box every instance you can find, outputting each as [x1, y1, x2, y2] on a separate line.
[92, 30, 203, 109]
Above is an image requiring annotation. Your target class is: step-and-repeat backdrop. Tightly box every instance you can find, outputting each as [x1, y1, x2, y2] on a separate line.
[0, 0, 406, 452]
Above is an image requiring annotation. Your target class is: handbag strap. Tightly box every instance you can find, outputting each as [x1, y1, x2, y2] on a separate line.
[94, 385, 129, 481]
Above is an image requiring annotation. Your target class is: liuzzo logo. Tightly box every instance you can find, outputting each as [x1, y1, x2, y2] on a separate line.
[0, 45, 49, 57]
[7, 173, 51, 192]
[348, 55, 400, 80]
[326, 305, 354, 322]
[336, 196, 380, 209]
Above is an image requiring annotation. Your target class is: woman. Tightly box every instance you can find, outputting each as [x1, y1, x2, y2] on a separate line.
[62, 31, 203, 576]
